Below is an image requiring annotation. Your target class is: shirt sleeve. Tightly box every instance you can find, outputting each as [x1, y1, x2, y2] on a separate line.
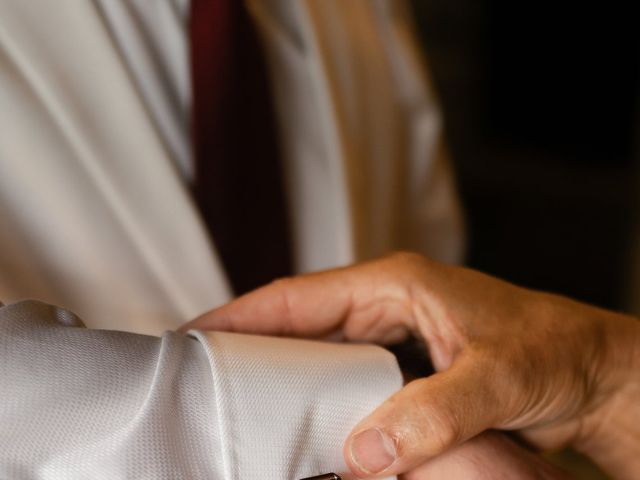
[0, 300, 401, 479]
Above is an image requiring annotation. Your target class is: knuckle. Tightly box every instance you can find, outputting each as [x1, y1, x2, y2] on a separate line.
[269, 276, 294, 289]
[387, 251, 430, 270]
[267, 277, 297, 333]
[429, 404, 464, 452]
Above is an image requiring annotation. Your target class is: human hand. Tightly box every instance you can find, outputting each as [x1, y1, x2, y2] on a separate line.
[182, 253, 640, 479]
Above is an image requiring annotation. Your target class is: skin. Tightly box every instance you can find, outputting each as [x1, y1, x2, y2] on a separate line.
[397, 431, 572, 480]
[182, 252, 640, 479]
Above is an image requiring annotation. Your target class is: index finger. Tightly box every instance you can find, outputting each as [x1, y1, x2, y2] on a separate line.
[179, 268, 357, 336]
[178, 255, 418, 343]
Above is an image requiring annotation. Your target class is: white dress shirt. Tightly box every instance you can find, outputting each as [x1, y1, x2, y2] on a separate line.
[95, 0, 194, 182]
[0, 0, 464, 333]
[0, 301, 402, 479]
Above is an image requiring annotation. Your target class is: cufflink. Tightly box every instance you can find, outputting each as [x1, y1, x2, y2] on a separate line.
[299, 474, 341, 480]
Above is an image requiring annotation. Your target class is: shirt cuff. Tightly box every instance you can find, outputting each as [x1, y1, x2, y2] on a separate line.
[189, 330, 402, 479]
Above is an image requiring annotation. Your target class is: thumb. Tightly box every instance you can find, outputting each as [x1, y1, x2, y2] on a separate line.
[344, 353, 503, 477]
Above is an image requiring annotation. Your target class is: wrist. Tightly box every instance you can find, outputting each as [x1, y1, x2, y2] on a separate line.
[605, 312, 640, 392]
[576, 313, 640, 479]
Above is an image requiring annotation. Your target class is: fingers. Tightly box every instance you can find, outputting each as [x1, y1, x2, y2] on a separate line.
[179, 269, 356, 336]
[179, 255, 420, 342]
[344, 353, 507, 477]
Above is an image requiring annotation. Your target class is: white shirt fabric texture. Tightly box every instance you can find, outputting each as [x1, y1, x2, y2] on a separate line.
[0, 301, 402, 479]
[94, 0, 194, 183]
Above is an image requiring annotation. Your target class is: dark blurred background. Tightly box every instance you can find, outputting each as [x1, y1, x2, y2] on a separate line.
[409, 1, 640, 477]
[410, 0, 639, 311]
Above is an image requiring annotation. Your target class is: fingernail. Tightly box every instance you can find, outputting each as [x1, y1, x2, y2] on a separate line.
[349, 428, 397, 475]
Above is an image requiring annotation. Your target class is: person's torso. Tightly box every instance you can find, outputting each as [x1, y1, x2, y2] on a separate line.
[0, 0, 463, 334]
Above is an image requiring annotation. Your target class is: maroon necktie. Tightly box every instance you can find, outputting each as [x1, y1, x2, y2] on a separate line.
[190, 0, 292, 295]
